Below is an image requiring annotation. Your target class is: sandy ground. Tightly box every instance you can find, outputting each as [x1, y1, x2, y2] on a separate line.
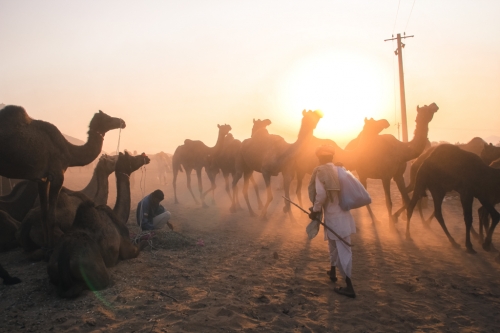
[2, 165, 500, 332]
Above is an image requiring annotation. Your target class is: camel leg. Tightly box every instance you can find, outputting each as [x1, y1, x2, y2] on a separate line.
[229, 174, 242, 210]
[405, 188, 421, 241]
[481, 204, 500, 252]
[295, 172, 304, 207]
[460, 193, 476, 254]
[283, 171, 296, 222]
[196, 169, 208, 208]
[0, 263, 21, 285]
[393, 176, 410, 223]
[259, 172, 273, 220]
[223, 174, 232, 200]
[360, 177, 379, 224]
[37, 181, 50, 247]
[202, 172, 217, 206]
[250, 174, 263, 210]
[381, 178, 394, 225]
[184, 168, 200, 205]
[48, 175, 64, 247]
[173, 168, 179, 204]
[230, 170, 243, 213]
[431, 190, 460, 249]
[477, 206, 489, 243]
[242, 171, 256, 217]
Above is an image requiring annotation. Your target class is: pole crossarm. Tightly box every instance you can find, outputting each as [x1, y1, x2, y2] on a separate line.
[384, 35, 414, 42]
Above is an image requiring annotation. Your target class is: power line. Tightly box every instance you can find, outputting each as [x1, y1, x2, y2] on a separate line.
[404, 0, 417, 32]
[392, 0, 401, 34]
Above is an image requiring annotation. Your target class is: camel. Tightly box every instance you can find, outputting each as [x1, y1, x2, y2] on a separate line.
[293, 117, 390, 207]
[231, 110, 322, 219]
[0, 106, 125, 247]
[481, 143, 500, 166]
[47, 151, 150, 297]
[355, 103, 438, 224]
[203, 122, 267, 208]
[0, 211, 20, 250]
[406, 144, 500, 257]
[0, 180, 38, 222]
[153, 151, 172, 185]
[0, 263, 21, 285]
[456, 137, 487, 156]
[17, 154, 118, 254]
[395, 141, 499, 226]
[172, 124, 232, 207]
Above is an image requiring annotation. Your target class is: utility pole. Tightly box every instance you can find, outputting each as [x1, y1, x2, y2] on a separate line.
[385, 33, 414, 143]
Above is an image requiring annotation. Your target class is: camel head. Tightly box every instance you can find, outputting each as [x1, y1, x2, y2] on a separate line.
[115, 151, 150, 176]
[481, 143, 500, 166]
[363, 117, 390, 136]
[415, 103, 439, 125]
[89, 110, 126, 137]
[217, 124, 232, 136]
[251, 119, 272, 137]
[97, 154, 118, 175]
[300, 110, 323, 134]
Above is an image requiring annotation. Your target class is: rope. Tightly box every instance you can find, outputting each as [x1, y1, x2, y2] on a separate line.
[116, 126, 122, 155]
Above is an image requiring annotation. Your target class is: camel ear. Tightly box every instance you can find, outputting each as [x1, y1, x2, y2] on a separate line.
[99, 110, 103, 114]
[364, 117, 368, 123]
[253, 119, 256, 123]
[302, 110, 306, 116]
[416, 105, 420, 112]
[119, 152, 124, 157]
[217, 124, 220, 128]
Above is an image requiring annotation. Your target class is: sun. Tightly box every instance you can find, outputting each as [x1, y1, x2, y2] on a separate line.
[278, 49, 392, 143]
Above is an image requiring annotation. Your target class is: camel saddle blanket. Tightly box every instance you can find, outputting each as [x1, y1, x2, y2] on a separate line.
[308, 164, 340, 204]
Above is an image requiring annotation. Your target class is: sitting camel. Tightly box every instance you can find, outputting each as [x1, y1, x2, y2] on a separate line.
[293, 117, 390, 207]
[355, 103, 438, 224]
[406, 144, 500, 258]
[231, 110, 322, 219]
[17, 154, 118, 254]
[47, 151, 150, 298]
[0, 263, 21, 285]
[0, 180, 38, 222]
[172, 124, 232, 207]
[0, 106, 125, 247]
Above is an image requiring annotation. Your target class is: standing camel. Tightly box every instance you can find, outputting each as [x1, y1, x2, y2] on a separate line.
[0, 106, 125, 247]
[172, 124, 232, 207]
[231, 110, 322, 219]
[293, 117, 390, 207]
[48, 151, 150, 297]
[204, 120, 269, 208]
[406, 144, 500, 258]
[355, 103, 438, 224]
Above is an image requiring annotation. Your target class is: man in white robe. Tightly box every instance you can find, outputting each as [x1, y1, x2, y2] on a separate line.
[308, 145, 357, 298]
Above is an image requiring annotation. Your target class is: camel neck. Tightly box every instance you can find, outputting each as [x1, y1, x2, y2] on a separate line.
[406, 121, 430, 157]
[278, 124, 314, 165]
[208, 131, 226, 156]
[68, 130, 105, 167]
[81, 166, 111, 206]
[113, 172, 131, 225]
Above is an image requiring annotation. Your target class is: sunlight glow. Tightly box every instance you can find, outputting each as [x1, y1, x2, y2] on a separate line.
[279, 50, 392, 142]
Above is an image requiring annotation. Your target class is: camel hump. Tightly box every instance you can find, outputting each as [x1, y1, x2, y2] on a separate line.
[0, 105, 33, 126]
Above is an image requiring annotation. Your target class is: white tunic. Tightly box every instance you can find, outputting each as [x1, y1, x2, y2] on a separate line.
[312, 163, 357, 241]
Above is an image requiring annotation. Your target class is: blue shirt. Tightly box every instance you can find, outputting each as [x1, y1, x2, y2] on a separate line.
[136, 194, 166, 231]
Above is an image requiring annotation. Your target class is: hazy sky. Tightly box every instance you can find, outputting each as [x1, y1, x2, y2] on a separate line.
[1, 0, 499, 154]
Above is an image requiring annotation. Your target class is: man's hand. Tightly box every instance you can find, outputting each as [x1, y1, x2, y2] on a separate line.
[308, 207, 320, 221]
